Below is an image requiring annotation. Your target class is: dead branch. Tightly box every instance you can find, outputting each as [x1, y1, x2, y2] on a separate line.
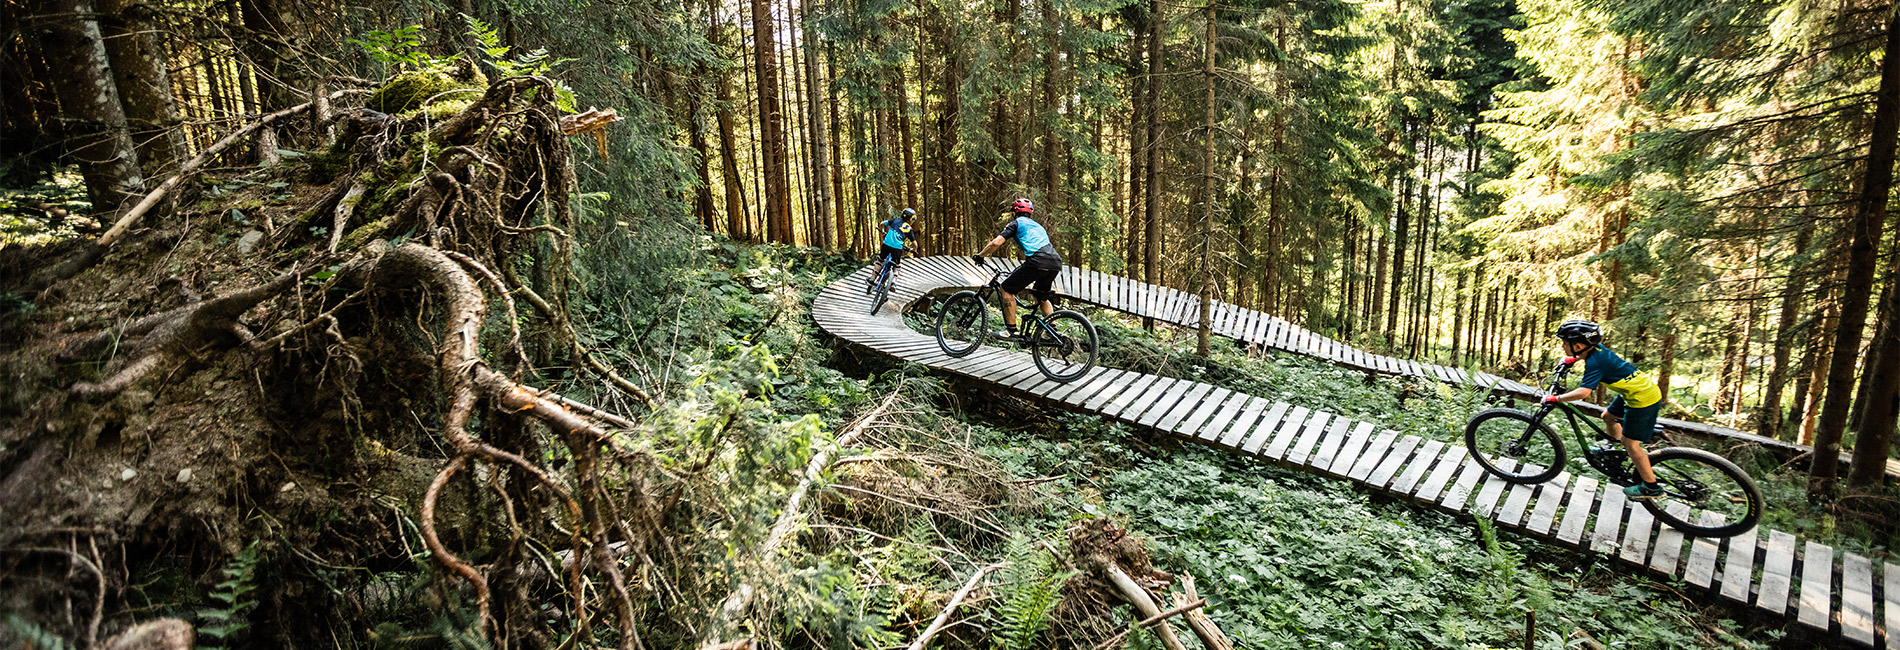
[1088, 599, 1208, 650]
[905, 562, 1006, 650]
[1100, 563, 1190, 650]
[699, 385, 907, 649]
[1176, 574, 1232, 650]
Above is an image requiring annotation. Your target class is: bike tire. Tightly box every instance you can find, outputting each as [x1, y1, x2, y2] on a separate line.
[1640, 447, 1763, 538]
[870, 279, 890, 315]
[1030, 310, 1097, 383]
[935, 291, 987, 358]
[1463, 408, 1568, 484]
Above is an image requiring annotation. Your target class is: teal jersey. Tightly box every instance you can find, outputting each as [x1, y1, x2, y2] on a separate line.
[881, 217, 915, 249]
[999, 216, 1060, 261]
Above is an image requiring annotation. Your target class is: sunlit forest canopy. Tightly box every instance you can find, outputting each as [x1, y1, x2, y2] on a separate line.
[3, 0, 1900, 646]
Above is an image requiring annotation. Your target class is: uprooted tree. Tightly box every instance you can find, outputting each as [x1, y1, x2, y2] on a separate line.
[0, 74, 670, 649]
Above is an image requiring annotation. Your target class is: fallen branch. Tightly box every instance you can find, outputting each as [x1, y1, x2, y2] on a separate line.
[698, 384, 906, 649]
[905, 562, 1006, 650]
[1176, 573, 1233, 650]
[1088, 598, 1207, 650]
[1101, 563, 1191, 650]
[100, 89, 369, 248]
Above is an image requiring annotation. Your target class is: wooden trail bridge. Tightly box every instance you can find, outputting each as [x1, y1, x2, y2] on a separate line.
[812, 255, 1896, 648]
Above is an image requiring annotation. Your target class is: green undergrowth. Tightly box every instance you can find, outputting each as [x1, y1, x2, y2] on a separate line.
[1075, 309, 1896, 560]
[966, 411, 1793, 648]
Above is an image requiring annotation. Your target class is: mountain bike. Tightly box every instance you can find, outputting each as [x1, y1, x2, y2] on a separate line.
[934, 259, 1098, 383]
[864, 251, 898, 315]
[1464, 359, 1764, 538]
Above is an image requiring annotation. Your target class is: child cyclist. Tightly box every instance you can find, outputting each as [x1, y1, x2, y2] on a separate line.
[869, 208, 917, 292]
[1542, 319, 1666, 499]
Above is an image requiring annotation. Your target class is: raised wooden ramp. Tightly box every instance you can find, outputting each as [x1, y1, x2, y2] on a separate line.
[813, 256, 1894, 648]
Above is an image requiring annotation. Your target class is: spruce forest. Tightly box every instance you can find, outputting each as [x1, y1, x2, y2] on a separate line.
[3, 0, 1900, 647]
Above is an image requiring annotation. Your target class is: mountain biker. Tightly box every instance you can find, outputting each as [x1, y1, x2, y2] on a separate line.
[871, 208, 917, 289]
[972, 198, 1062, 342]
[1542, 319, 1665, 499]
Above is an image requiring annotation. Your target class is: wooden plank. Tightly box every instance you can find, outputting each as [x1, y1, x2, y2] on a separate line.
[1165, 387, 1234, 435]
[1366, 434, 1420, 488]
[1142, 381, 1213, 429]
[1047, 367, 1121, 403]
[1325, 420, 1376, 476]
[1524, 472, 1571, 536]
[1439, 457, 1490, 512]
[1885, 561, 1899, 650]
[1413, 446, 1470, 502]
[1493, 467, 1542, 527]
[1756, 530, 1797, 616]
[1345, 426, 1396, 481]
[1842, 552, 1876, 647]
[1684, 511, 1728, 589]
[1797, 540, 1833, 631]
[1284, 411, 1337, 466]
[1556, 476, 1600, 547]
[1648, 502, 1692, 577]
[1390, 440, 1447, 495]
[1590, 487, 1627, 554]
[1228, 401, 1288, 450]
[1082, 371, 1150, 411]
[1618, 506, 1654, 565]
[1094, 372, 1162, 418]
[1259, 405, 1311, 458]
[1117, 377, 1184, 422]
[1469, 464, 1517, 518]
[1190, 394, 1252, 444]
[1311, 416, 1357, 472]
[1719, 526, 1761, 603]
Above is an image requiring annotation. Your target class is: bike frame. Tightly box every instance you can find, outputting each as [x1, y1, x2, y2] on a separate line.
[968, 260, 1063, 344]
[1526, 362, 1640, 484]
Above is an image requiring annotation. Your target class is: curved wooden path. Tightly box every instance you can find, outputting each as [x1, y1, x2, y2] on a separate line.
[814, 255, 1895, 648]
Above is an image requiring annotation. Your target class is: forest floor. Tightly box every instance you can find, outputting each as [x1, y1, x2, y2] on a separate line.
[0, 170, 1868, 649]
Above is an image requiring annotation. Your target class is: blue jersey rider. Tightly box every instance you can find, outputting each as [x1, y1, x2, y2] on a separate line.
[1542, 319, 1666, 499]
[870, 208, 917, 290]
[972, 198, 1063, 342]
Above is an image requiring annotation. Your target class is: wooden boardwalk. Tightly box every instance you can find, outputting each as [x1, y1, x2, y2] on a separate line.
[814, 256, 1896, 648]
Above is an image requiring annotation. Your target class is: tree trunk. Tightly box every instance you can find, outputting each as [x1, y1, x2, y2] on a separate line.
[1810, 6, 1900, 498]
[803, 10, 832, 249]
[1658, 328, 1678, 406]
[898, 66, 919, 212]
[98, 0, 181, 176]
[236, 0, 302, 114]
[1195, 0, 1216, 357]
[1714, 317, 1741, 413]
[40, 0, 146, 216]
[1761, 227, 1813, 441]
[1142, 0, 1164, 329]
[750, 0, 793, 243]
[712, 13, 750, 240]
[1848, 251, 1900, 488]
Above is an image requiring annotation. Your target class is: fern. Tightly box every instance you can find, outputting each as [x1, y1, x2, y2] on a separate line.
[197, 542, 263, 650]
[990, 535, 1067, 650]
[4, 613, 73, 650]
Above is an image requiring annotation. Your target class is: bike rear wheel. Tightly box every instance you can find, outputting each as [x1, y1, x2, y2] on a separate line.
[1640, 447, 1763, 538]
[935, 291, 987, 357]
[1029, 310, 1097, 383]
[1463, 408, 1567, 484]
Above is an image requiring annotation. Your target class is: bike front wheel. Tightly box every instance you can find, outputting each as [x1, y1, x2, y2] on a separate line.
[869, 277, 891, 315]
[1463, 408, 1568, 484]
[935, 290, 987, 357]
[1029, 310, 1097, 383]
[1640, 447, 1763, 538]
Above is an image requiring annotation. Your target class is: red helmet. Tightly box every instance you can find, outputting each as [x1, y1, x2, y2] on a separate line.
[1011, 198, 1035, 214]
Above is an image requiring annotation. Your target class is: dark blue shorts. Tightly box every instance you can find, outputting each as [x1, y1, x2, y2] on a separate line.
[1606, 396, 1660, 443]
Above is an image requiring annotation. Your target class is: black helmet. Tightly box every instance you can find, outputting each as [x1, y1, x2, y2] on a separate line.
[1555, 319, 1603, 346]
[901, 208, 916, 218]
